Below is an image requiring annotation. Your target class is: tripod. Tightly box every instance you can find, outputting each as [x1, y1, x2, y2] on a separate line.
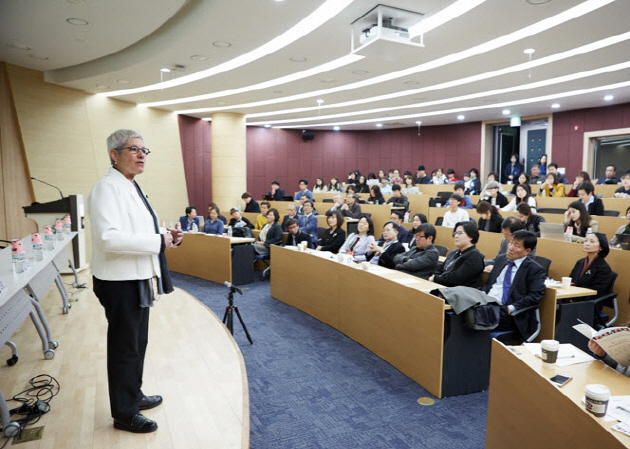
[222, 283, 253, 344]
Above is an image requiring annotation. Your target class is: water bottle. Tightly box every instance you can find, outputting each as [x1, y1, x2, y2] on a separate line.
[191, 222, 198, 233]
[227, 226, 233, 238]
[63, 215, 71, 234]
[11, 240, 25, 274]
[176, 222, 182, 231]
[404, 211, 410, 223]
[32, 233, 43, 262]
[586, 227, 593, 236]
[55, 219, 64, 240]
[43, 225, 55, 250]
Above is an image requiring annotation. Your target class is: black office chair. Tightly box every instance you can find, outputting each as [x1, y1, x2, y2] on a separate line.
[437, 191, 452, 203]
[435, 217, 444, 226]
[429, 198, 444, 207]
[322, 198, 334, 203]
[593, 271, 619, 329]
[602, 210, 620, 217]
[540, 208, 566, 214]
[254, 253, 271, 279]
[490, 305, 541, 344]
[434, 245, 449, 257]
[534, 256, 552, 276]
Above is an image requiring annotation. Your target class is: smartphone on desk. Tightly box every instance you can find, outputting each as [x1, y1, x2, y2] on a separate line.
[550, 374, 572, 387]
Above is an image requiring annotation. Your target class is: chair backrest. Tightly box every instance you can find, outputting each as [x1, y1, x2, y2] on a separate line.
[538, 208, 566, 214]
[317, 227, 327, 240]
[434, 245, 449, 257]
[322, 198, 334, 203]
[437, 191, 452, 203]
[603, 210, 620, 217]
[429, 198, 443, 207]
[435, 217, 444, 226]
[534, 255, 552, 276]
[606, 271, 618, 294]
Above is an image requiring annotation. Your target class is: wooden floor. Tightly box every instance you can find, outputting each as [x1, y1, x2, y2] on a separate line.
[0, 270, 249, 449]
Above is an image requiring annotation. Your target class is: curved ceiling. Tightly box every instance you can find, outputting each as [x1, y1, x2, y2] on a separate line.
[1, 0, 629, 130]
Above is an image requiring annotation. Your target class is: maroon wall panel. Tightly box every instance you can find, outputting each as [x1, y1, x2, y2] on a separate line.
[551, 102, 630, 179]
[177, 115, 212, 212]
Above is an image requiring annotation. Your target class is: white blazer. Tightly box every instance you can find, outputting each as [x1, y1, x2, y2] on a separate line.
[87, 167, 162, 281]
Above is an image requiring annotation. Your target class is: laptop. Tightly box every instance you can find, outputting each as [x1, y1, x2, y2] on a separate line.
[539, 222, 566, 241]
[614, 233, 630, 250]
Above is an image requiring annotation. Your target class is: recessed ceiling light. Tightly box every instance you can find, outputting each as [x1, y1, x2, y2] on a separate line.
[116, 79, 131, 84]
[320, 78, 336, 83]
[527, 0, 551, 4]
[316, 99, 324, 105]
[264, 124, 272, 128]
[352, 69, 368, 75]
[524, 48, 535, 54]
[29, 54, 49, 60]
[333, 126, 340, 131]
[502, 109, 511, 115]
[190, 54, 209, 61]
[160, 68, 171, 73]
[551, 103, 560, 108]
[94, 84, 110, 89]
[66, 17, 89, 26]
[604, 94, 614, 101]
[6, 42, 31, 51]
[213, 40, 232, 48]
[457, 115, 465, 120]
[376, 123, 383, 128]
[415, 121, 422, 125]
[290, 56, 307, 62]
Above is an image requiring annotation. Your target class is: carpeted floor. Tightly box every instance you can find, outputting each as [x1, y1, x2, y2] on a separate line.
[172, 273, 488, 449]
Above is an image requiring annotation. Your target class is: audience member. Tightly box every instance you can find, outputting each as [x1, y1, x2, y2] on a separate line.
[202, 206, 224, 235]
[568, 232, 613, 302]
[281, 203, 299, 231]
[298, 200, 319, 245]
[516, 203, 545, 237]
[368, 185, 386, 204]
[390, 169, 403, 185]
[567, 171, 592, 197]
[504, 154, 524, 183]
[315, 210, 346, 253]
[297, 195, 318, 216]
[443, 194, 470, 228]
[481, 181, 509, 208]
[446, 169, 459, 183]
[509, 173, 530, 195]
[385, 211, 409, 244]
[339, 215, 376, 261]
[366, 172, 379, 185]
[386, 184, 409, 210]
[295, 179, 314, 201]
[327, 192, 345, 212]
[610, 206, 630, 247]
[432, 168, 447, 185]
[563, 200, 598, 241]
[485, 216, 526, 268]
[538, 173, 565, 197]
[429, 221, 484, 287]
[597, 165, 620, 185]
[355, 175, 370, 194]
[415, 165, 431, 184]
[402, 175, 420, 194]
[228, 208, 254, 237]
[408, 213, 428, 249]
[529, 164, 544, 184]
[313, 177, 328, 193]
[577, 181, 604, 216]
[379, 176, 393, 194]
[255, 201, 271, 230]
[444, 182, 473, 209]
[466, 168, 482, 195]
[179, 206, 199, 232]
[547, 163, 569, 184]
[538, 154, 548, 175]
[253, 208, 282, 255]
[480, 230, 546, 341]
[346, 171, 358, 186]
[477, 201, 503, 233]
[207, 202, 227, 225]
[328, 177, 344, 192]
[588, 339, 630, 377]
[502, 184, 537, 212]
[340, 193, 362, 219]
[268, 180, 285, 201]
[614, 172, 630, 198]
[393, 223, 440, 279]
[285, 218, 313, 248]
[486, 172, 499, 183]
[366, 222, 405, 268]
[241, 192, 261, 213]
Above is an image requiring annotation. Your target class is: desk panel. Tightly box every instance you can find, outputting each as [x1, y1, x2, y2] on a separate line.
[166, 233, 233, 284]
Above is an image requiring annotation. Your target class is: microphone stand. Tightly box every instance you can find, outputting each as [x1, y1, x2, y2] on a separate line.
[31, 177, 64, 199]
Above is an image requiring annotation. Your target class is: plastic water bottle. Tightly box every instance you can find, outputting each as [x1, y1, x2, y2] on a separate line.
[586, 227, 593, 236]
[227, 226, 233, 238]
[404, 211, 410, 223]
[191, 222, 198, 233]
[11, 240, 25, 274]
[63, 215, 71, 234]
[55, 219, 64, 241]
[32, 233, 43, 262]
[43, 225, 55, 250]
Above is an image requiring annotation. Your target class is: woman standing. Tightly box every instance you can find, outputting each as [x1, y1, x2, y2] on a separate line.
[339, 215, 376, 260]
[253, 208, 283, 255]
[538, 154, 548, 175]
[88, 129, 183, 433]
[316, 210, 346, 253]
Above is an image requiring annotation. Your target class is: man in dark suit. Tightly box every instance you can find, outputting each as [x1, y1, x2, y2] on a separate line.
[367, 221, 405, 269]
[179, 206, 200, 231]
[481, 230, 546, 341]
[284, 218, 313, 248]
[596, 165, 620, 185]
[268, 180, 286, 201]
[393, 223, 439, 279]
[281, 203, 299, 231]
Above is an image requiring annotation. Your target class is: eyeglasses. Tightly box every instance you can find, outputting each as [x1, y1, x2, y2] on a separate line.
[453, 231, 465, 237]
[120, 146, 151, 155]
[416, 234, 426, 239]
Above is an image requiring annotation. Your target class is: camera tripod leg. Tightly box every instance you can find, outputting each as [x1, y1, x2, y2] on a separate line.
[223, 306, 234, 334]
[233, 306, 253, 344]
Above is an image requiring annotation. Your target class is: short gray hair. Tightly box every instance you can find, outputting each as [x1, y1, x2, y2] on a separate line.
[106, 129, 144, 165]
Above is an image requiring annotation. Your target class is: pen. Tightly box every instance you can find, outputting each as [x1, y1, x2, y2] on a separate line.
[558, 355, 575, 359]
[616, 406, 630, 414]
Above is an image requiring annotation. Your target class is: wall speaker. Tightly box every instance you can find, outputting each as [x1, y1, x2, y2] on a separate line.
[302, 130, 315, 141]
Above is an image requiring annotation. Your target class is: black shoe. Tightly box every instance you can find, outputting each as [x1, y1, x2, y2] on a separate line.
[113, 414, 158, 433]
[138, 395, 163, 410]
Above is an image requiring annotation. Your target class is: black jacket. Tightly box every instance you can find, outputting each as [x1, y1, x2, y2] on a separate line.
[244, 199, 261, 213]
[386, 194, 410, 210]
[586, 197, 605, 216]
[569, 256, 613, 300]
[318, 228, 346, 253]
[268, 188, 286, 201]
[478, 214, 503, 233]
[367, 240, 405, 269]
[481, 192, 509, 208]
[285, 230, 312, 248]
[415, 175, 432, 184]
[524, 214, 546, 236]
[258, 223, 283, 248]
[433, 245, 485, 288]
[393, 244, 439, 279]
[228, 216, 254, 229]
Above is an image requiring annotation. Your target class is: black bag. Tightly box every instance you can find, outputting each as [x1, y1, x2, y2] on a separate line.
[232, 226, 252, 238]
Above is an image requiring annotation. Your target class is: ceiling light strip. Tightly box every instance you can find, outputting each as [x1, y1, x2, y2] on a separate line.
[275, 80, 630, 128]
[408, 0, 487, 37]
[176, 0, 614, 115]
[99, 0, 355, 97]
[247, 61, 630, 125]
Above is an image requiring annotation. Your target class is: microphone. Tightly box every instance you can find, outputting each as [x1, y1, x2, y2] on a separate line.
[31, 177, 64, 199]
[223, 281, 243, 295]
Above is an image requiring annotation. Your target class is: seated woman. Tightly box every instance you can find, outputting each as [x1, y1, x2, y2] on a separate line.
[313, 177, 328, 193]
[563, 200, 598, 242]
[367, 185, 385, 204]
[253, 208, 283, 255]
[567, 171, 592, 197]
[431, 167, 447, 185]
[316, 210, 346, 253]
[241, 192, 261, 212]
[480, 181, 509, 208]
[202, 206, 225, 235]
[516, 203, 546, 236]
[477, 200, 503, 233]
[208, 202, 227, 224]
[610, 205, 630, 246]
[328, 177, 344, 192]
[355, 175, 370, 194]
[538, 173, 565, 197]
[429, 221, 485, 287]
[466, 168, 482, 195]
[408, 213, 428, 249]
[502, 184, 537, 212]
[255, 201, 271, 230]
[614, 172, 630, 198]
[509, 173, 530, 195]
[338, 215, 376, 261]
[401, 175, 420, 195]
[568, 232, 613, 302]
[228, 208, 254, 238]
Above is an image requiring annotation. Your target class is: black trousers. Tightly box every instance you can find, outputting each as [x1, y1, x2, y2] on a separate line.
[93, 277, 149, 419]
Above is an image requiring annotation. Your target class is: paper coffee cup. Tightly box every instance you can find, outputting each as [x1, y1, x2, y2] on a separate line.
[361, 262, 370, 271]
[585, 384, 610, 417]
[541, 340, 559, 364]
[561, 277, 571, 289]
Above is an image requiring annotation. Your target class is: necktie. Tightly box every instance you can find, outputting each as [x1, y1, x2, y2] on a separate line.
[501, 261, 515, 305]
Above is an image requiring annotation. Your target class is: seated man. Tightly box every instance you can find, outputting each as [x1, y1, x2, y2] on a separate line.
[547, 163, 569, 184]
[241, 192, 260, 213]
[284, 218, 313, 248]
[376, 211, 409, 245]
[393, 223, 439, 279]
[597, 164, 620, 185]
[577, 181, 604, 216]
[268, 180, 286, 201]
[179, 206, 200, 232]
[443, 182, 473, 209]
[386, 184, 409, 210]
[328, 192, 344, 212]
[379, 176, 393, 194]
[281, 203, 299, 231]
[415, 165, 431, 184]
[295, 179, 314, 201]
[228, 208, 254, 237]
[297, 200, 318, 245]
[484, 216, 530, 269]
[340, 193, 362, 219]
[480, 230, 546, 342]
[366, 221, 405, 268]
[442, 194, 470, 228]
[614, 172, 630, 198]
[255, 201, 271, 230]
[529, 164, 544, 184]
[516, 203, 546, 237]
[297, 195, 318, 215]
